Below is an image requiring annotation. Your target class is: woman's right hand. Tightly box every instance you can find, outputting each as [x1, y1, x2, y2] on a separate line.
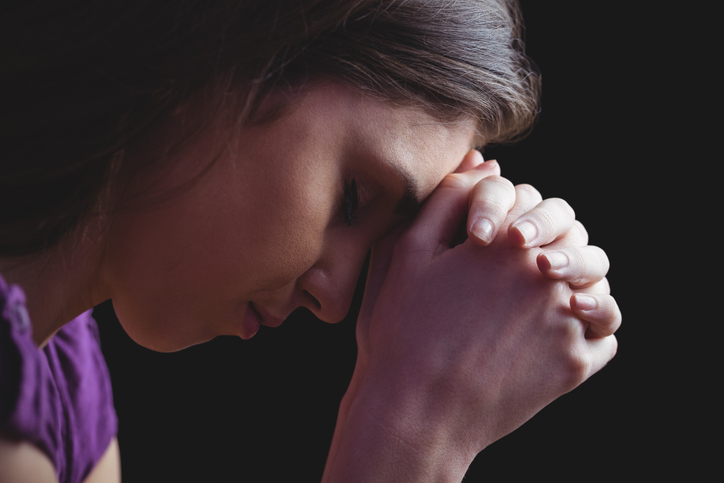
[323, 158, 619, 482]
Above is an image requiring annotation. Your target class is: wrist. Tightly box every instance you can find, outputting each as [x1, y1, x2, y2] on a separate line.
[325, 364, 477, 483]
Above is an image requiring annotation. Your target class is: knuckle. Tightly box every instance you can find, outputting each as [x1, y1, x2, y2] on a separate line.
[515, 183, 541, 200]
[576, 276, 609, 292]
[473, 176, 514, 200]
[562, 348, 591, 388]
[609, 336, 619, 360]
[470, 176, 516, 217]
[533, 206, 556, 234]
[487, 175, 515, 191]
[608, 296, 623, 329]
[438, 172, 469, 190]
[569, 246, 609, 286]
[472, 196, 508, 217]
[571, 246, 590, 274]
[549, 197, 576, 220]
[573, 220, 589, 243]
[597, 247, 611, 272]
[586, 245, 609, 264]
[596, 318, 620, 338]
[602, 277, 611, 294]
[568, 248, 596, 286]
[594, 251, 611, 279]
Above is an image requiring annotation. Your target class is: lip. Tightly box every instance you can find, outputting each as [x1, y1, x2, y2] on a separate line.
[240, 302, 262, 340]
[252, 303, 285, 328]
[240, 302, 285, 339]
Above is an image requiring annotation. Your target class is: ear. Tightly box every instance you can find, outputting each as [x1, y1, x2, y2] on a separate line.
[454, 149, 486, 173]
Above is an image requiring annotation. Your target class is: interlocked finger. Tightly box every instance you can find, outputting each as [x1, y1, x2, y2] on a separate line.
[536, 245, 610, 288]
[467, 175, 516, 245]
[509, 197, 575, 248]
[543, 220, 589, 249]
[571, 293, 622, 339]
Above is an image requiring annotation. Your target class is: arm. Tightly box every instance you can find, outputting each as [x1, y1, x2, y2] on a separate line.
[82, 438, 121, 483]
[323, 156, 619, 482]
[0, 436, 58, 483]
[0, 435, 119, 483]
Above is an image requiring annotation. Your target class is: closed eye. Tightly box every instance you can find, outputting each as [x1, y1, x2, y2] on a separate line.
[341, 178, 360, 226]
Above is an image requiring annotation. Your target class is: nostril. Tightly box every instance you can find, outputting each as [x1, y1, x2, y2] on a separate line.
[304, 290, 322, 312]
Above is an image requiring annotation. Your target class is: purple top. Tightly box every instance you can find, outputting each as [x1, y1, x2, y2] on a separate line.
[0, 275, 118, 483]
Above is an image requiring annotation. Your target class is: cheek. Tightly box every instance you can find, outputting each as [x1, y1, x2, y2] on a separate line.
[240, 174, 335, 289]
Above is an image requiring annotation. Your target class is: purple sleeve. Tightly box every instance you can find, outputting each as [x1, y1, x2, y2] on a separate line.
[0, 277, 62, 465]
[1, 275, 118, 483]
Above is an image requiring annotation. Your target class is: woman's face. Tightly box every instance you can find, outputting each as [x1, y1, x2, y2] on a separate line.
[103, 81, 477, 351]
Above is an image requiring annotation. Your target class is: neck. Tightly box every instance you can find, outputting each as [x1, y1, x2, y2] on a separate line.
[0, 234, 109, 348]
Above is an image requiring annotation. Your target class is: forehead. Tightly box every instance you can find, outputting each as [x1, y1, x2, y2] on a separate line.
[291, 81, 477, 196]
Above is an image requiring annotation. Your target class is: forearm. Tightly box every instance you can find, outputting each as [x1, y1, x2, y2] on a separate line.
[322, 367, 360, 482]
[322, 370, 474, 483]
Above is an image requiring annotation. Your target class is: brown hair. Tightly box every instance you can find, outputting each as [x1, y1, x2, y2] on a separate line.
[0, 0, 540, 256]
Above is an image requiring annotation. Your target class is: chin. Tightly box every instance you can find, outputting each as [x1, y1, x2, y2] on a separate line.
[112, 301, 210, 353]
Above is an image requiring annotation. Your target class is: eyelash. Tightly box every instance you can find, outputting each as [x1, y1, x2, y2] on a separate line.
[341, 178, 360, 226]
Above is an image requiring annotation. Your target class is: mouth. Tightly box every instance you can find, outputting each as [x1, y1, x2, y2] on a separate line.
[239, 302, 287, 340]
[251, 302, 285, 328]
[240, 302, 262, 340]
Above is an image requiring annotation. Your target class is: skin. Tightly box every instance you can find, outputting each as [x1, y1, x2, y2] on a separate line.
[323, 164, 619, 482]
[0, 437, 119, 483]
[0, 80, 620, 481]
[0, 438, 56, 483]
[101, 81, 482, 351]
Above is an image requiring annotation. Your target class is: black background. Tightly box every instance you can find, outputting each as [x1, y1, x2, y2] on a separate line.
[96, 2, 710, 481]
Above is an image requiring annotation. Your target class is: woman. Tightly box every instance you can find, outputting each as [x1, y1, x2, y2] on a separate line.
[0, 0, 620, 481]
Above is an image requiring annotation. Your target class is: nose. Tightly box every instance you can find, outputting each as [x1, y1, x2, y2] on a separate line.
[296, 231, 370, 324]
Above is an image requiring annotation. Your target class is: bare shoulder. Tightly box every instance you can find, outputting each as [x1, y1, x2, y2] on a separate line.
[83, 437, 121, 483]
[0, 436, 58, 483]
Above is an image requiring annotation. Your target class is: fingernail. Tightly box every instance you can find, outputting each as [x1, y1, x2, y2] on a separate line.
[543, 251, 569, 271]
[573, 294, 598, 311]
[471, 217, 494, 244]
[513, 220, 538, 246]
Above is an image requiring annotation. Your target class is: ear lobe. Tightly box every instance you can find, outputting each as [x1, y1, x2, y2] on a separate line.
[454, 149, 485, 173]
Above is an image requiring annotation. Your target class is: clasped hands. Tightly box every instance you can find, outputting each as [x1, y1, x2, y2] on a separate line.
[323, 150, 621, 482]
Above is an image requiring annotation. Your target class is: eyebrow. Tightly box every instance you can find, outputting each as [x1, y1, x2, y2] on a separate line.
[386, 136, 477, 219]
[389, 163, 423, 218]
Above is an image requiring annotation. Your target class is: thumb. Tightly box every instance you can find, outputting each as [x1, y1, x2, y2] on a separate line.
[407, 158, 496, 254]
[454, 149, 500, 176]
